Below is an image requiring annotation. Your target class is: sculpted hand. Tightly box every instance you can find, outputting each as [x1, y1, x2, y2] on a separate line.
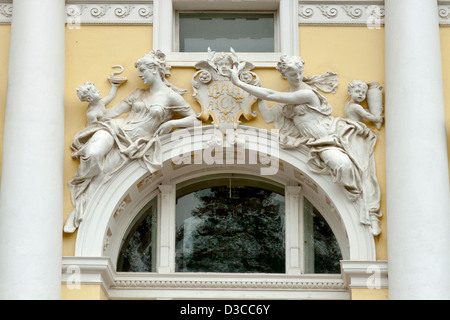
[228, 66, 240, 85]
[155, 122, 174, 136]
[375, 115, 384, 124]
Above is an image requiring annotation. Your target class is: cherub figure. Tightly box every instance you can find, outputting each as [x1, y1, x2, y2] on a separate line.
[76, 79, 122, 125]
[345, 80, 383, 128]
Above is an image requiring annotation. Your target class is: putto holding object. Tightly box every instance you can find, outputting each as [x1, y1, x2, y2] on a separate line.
[64, 51, 199, 233]
[229, 54, 383, 236]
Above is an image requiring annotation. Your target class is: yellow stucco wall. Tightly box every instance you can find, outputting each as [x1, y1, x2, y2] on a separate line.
[62, 284, 107, 300]
[351, 288, 389, 300]
[439, 28, 450, 178]
[63, 25, 153, 255]
[298, 26, 387, 261]
[0, 25, 10, 184]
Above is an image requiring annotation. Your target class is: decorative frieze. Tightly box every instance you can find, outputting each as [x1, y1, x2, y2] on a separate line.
[0, 1, 153, 25]
[1, 1, 450, 27]
[0, 3, 12, 24]
[298, 1, 385, 27]
[66, 3, 153, 27]
[112, 277, 347, 290]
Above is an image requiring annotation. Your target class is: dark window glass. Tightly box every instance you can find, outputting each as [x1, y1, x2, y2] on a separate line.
[179, 13, 275, 52]
[176, 176, 285, 273]
[117, 197, 157, 272]
[304, 198, 342, 274]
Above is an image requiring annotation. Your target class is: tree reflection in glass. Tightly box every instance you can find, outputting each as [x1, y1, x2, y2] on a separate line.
[117, 198, 157, 272]
[176, 182, 285, 274]
[304, 198, 342, 274]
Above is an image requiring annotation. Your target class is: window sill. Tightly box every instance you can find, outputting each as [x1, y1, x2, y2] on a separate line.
[166, 52, 284, 68]
[62, 257, 388, 300]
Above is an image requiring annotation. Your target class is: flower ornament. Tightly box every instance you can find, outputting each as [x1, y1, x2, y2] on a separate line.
[148, 49, 171, 77]
[239, 72, 254, 84]
[151, 49, 166, 64]
[198, 71, 212, 84]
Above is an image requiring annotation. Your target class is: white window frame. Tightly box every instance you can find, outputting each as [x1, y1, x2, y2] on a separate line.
[153, 0, 299, 67]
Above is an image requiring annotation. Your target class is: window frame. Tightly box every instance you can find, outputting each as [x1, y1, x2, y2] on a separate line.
[175, 10, 278, 53]
[113, 172, 348, 276]
[153, 0, 300, 67]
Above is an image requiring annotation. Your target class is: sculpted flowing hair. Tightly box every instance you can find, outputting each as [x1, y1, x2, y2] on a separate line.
[276, 55, 305, 79]
[277, 55, 339, 94]
[135, 50, 187, 95]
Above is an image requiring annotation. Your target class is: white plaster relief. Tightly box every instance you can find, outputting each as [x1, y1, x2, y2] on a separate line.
[298, 2, 385, 27]
[0, 1, 448, 26]
[64, 50, 199, 233]
[0, 3, 12, 23]
[229, 54, 383, 237]
[1, 2, 154, 25]
[66, 3, 153, 25]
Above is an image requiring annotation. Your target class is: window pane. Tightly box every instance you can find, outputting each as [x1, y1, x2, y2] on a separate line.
[179, 13, 275, 53]
[117, 197, 157, 272]
[176, 177, 285, 273]
[304, 198, 342, 274]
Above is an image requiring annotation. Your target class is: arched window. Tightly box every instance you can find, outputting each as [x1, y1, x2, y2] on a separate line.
[71, 126, 380, 299]
[116, 174, 342, 275]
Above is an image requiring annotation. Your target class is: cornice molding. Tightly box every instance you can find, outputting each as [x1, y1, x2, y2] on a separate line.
[66, 2, 153, 26]
[341, 260, 389, 289]
[62, 257, 388, 299]
[1, 1, 450, 27]
[0, 1, 154, 25]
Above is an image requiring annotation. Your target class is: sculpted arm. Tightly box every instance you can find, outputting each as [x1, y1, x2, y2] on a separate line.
[357, 106, 383, 124]
[348, 103, 383, 124]
[257, 100, 276, 123]
[229, 67, 318, 106]
[155, 93, 200, 135]
[104, 100, 131, 118]
[101, 83, 120, 106]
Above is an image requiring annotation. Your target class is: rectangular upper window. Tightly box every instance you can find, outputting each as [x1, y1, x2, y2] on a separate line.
[154, 0, 299, 67]
[178, 12, 275, 53]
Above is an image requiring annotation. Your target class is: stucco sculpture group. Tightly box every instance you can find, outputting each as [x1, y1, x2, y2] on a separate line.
[64, 50, 199, 233]
[229, 55, 383, 236]
[64, 49, 384, 237]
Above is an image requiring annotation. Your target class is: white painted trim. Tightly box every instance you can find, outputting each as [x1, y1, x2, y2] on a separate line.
[285, 186, 303, 275]
[298, 0, 385, 26]
[341, 260, 388, 289]
[62, 257, 352, 300]
[153, 0, 298, 67]
[62, 257, 389, 299]
[0, 1, 448, 27]
[65, 2, 153, 26]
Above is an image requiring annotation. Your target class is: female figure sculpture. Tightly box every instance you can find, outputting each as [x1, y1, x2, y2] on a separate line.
[230, 55, 382, 236]
[64, 50, 199, 233]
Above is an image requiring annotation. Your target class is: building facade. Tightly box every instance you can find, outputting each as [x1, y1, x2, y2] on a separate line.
[0, 0, 449, 300]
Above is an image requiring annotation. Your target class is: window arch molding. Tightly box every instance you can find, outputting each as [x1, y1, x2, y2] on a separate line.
[73, 125, 377, 264]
